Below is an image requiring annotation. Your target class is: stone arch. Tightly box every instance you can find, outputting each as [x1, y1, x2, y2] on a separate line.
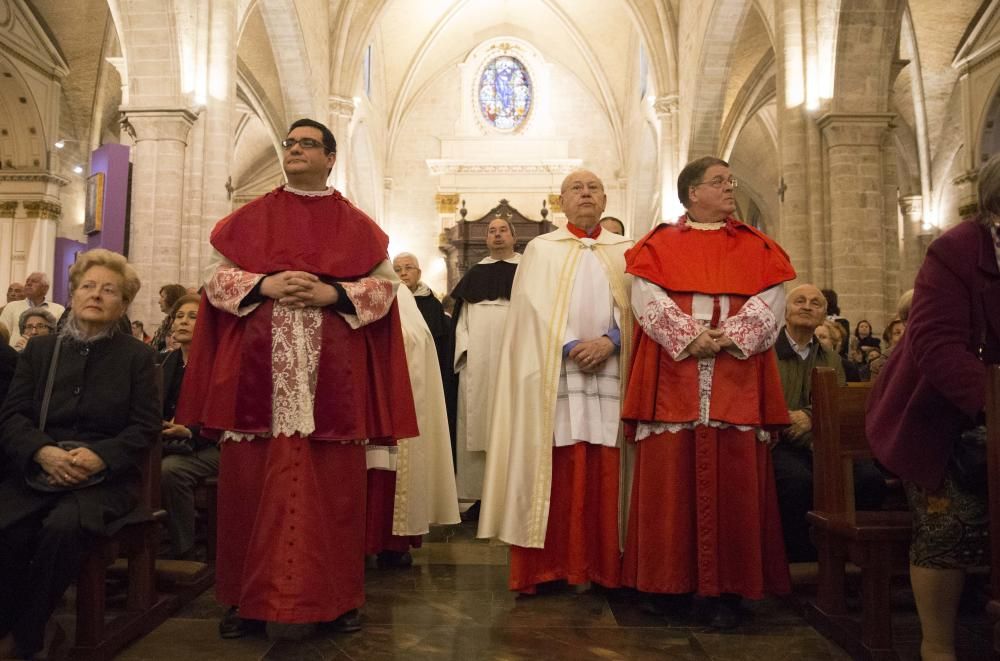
[830, 0, 904, 113]
[105, 0, 183, 107]
[686, 0, 755, 160]
[0, 53, 49, 170]
[255, 0, 316, 122]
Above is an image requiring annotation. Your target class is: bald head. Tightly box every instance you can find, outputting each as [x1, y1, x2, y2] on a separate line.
[560, 169, 607, 231]
[785, 284, 827, 334]
[6, 282, 24, 303]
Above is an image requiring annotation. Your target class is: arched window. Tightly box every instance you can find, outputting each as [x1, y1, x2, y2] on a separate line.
[478, 56, 532, 132]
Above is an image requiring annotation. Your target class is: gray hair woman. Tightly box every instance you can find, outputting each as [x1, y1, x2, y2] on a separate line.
[14, 307, 57, 352]
[0, 249, 159, 659]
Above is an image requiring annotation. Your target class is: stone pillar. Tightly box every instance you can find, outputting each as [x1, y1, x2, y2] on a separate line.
[818, 111, 896, 327]
[0, 201, 21, 292]
[898, 194, 925, 290]
[120, 108, 197, 325]
[654, 95, 681, 224]
[329, 95, 356, 192]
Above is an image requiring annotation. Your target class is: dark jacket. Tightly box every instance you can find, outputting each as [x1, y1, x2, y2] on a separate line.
[774, 327, 845, 447]
[161, 349, 210, 451]
[0, 343, 17, 405]
[867, 220, 1000, 489]
[0, 331, 161, 534]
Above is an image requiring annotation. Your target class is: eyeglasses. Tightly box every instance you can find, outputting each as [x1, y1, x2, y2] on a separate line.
[23, 324, 51, 333]
[281, 138, 328, 151]
[692, 176, 738, 189]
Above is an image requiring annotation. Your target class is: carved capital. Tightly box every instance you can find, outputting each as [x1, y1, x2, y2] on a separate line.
[0, 200, 18, 216]
[22, 200, 62, 220]
[653, 95, 679, 117]
[898, 195, 922, 217]
[435, 192, 459, 213]
[329, 95, 356, 119]
[817, 112, 896, 148]
[119, 107, 199, 144]
[547, 193, 562, 213]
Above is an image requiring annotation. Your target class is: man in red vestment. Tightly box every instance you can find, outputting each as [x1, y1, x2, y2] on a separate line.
[177, 119, 417, 639]
[621, 156, 795, 629]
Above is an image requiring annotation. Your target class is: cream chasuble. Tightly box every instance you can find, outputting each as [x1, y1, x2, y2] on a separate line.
[477, 228, 633, 548]
[366, 286, 460, 535]
[454, 253, 521, 500]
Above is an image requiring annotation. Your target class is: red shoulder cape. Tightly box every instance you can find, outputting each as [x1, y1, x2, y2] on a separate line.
[177, 187, 418, 444]
[626, 218, 795, 295]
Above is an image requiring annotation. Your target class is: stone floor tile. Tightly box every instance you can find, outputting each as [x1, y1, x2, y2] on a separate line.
[490, 589, 619, 628]
[692, 627, 853, 661]
[116, 618, 273, 661]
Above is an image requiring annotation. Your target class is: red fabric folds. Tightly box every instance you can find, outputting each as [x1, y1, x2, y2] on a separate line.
[215, 436, 367, 623]
[622, 292, 790, 431]
[509, 443, 621, 593]
[177, 187, 418, 444]
[365, 468, 423, 554]
[626, 219, 795, 296]
[622, 428, 790, 599]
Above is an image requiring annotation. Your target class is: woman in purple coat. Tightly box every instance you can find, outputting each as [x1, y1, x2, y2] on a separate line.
[867, 156, 1000, 661]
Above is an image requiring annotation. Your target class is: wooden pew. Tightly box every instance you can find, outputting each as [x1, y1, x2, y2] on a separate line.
[986, 365, 1000, 654]
[805, 367, 912, 661]
[68, 365, 177, 661]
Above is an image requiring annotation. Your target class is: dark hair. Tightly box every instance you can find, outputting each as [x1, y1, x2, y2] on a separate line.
[168, 293, 201, 320]
[854, 319, 872, 339]
[677, 156, 729, 208]
[820, 289, 840, 315]
[882, 318, 905, 344]
[288, 118, 337, 154]
[486, 216, 516, 237]
[159, 283, 188, 310]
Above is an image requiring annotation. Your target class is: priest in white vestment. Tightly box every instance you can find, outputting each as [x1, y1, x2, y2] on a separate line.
[365, 285, 460, 565]
[478, 170, 634, 593]
[450, 217, 521, 516]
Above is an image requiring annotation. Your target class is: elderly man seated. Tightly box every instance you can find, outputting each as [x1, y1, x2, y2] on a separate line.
[772, 284, 886, 562]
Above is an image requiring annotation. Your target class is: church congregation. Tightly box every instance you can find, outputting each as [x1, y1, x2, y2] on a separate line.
[2, 2, 1000, 660]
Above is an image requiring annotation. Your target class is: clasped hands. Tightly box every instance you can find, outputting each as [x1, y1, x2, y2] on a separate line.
[261, 271, 338, 309]
[568, 336, 615, 373]
[34, 444, 106, 488]
[686, 328, 735, 359]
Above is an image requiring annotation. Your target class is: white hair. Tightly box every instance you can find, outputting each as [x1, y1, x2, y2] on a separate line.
[393, 252, 420, 268]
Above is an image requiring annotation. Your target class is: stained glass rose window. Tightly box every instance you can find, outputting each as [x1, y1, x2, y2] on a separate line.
[478, 56, 532, 132]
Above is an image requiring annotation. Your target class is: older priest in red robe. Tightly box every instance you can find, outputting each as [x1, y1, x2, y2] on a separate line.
[478, 169, 633, 593]
[177, 119, 417, 638]
[622, 156, 795, 629]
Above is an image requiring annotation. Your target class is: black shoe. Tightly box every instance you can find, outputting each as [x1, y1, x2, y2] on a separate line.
[376, 550, 413, 568]
[707, 595, 742, 630]
[325, 609, 362, 634]
[460, 501, 481, 522]
[219, 607, 265, 639]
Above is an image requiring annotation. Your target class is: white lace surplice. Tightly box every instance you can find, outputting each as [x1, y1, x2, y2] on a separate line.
[630, 272, 784, 443]
[203, 189, 398, 443]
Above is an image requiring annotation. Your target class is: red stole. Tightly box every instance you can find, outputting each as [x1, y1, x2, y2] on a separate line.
[565, 222, 602, 239]
[622, 218, 794, 433]
[177, 187, 418, 445]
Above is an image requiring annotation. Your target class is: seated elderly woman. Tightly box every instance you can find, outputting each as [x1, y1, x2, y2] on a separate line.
[159, 293, 219, 560]
[0, 249, 160, 660]
[14, 307, 57, 351]
[868, 153, 1000, 660]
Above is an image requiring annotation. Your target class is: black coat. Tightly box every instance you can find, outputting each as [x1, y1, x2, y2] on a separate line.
[0, 331, 161, 534]
[0, 343, 16, 405]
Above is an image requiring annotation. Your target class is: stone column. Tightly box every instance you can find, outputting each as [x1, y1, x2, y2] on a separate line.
[654, 95, 680, 225]
[0, 201, 20, 292]
[120, 108, 197, 325]
[818, 111, 896, 327]
[329, 95, 356, 192]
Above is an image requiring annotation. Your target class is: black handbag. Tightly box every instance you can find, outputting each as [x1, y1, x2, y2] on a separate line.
[25, 337, 108, 492]
[951, 425, 987, 497]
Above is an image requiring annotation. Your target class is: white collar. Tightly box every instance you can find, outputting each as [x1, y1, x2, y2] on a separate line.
[285, 185, 335, 197]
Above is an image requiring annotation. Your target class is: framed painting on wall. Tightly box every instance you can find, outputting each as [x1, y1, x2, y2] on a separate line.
[85, 172, 104, 235]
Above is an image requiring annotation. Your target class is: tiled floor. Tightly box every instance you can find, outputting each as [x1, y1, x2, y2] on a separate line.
[107, 521, 994, 660]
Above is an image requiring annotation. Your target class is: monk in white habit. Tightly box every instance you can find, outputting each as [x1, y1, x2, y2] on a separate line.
[478, 169, 633, 593]
[450, 217, 520, 518]
[365, 286, 460, 567]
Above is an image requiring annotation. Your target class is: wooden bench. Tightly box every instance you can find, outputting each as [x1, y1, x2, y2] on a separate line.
[805, 367, 912, 661]
[69, 432, 177, 661]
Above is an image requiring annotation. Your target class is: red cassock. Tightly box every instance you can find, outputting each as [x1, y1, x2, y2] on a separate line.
[621, 219, 794, 599]
[177, 187, 418, 623]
